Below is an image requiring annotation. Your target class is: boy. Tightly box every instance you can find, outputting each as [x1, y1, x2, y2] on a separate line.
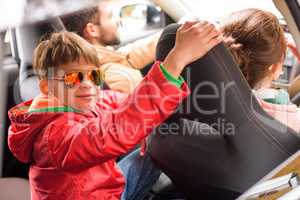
[8, 21, 221, 200]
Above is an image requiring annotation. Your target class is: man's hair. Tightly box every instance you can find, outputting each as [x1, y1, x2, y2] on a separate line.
[33, 31, 100, 79]
[61, 6, 99, 37]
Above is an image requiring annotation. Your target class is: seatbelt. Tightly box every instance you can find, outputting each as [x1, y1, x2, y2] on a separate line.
[49, 17, 66, 31]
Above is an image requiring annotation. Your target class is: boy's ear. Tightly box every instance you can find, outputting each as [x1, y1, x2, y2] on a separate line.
[39, 79, 49, 95]
[83, 23, 101, 40]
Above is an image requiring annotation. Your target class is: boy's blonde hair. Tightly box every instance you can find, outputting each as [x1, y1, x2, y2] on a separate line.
[33, 31, 100, 79]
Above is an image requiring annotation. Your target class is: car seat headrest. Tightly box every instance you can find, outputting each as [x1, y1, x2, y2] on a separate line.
[15, 16, 65, 65]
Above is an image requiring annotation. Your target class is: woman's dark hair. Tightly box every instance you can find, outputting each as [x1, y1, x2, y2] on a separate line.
[221, 8, 286, 88]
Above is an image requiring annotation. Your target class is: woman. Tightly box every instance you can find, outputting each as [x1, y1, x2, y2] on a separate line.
[221, 8, 300, 132]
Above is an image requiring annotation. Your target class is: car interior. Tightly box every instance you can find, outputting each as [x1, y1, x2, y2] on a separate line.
[149, 23, 300, 200]
[2, 0, 300, 199]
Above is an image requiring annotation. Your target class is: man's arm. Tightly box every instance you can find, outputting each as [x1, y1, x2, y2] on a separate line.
[117, 32, 161, 70]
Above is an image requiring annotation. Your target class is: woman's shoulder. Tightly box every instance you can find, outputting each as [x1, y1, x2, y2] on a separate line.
[254, 88, 290, 105]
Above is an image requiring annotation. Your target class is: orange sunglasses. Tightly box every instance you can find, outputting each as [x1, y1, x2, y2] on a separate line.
[52, 69, 104, 88]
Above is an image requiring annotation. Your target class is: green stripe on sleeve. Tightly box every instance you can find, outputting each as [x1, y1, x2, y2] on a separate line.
[29, 106, 80, 113]
[160, 63, 184, 88]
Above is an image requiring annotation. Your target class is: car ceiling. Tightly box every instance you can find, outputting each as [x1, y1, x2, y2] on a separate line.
[0, 0, 98, 31]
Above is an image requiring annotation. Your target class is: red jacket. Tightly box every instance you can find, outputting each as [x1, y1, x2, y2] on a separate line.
[8, 62, 189, 200]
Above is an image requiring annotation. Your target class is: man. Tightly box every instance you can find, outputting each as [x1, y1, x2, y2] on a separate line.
[62, 0, 161, 93]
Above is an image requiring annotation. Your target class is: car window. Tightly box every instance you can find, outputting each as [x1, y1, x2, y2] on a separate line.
[117, 1, 164, 45]
[0, 30, 12, 58]
[182, 0, 282, 21]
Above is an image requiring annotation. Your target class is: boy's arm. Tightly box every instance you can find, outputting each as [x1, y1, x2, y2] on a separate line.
[48, 21, 222, 170]
[47, 61, 189, 170]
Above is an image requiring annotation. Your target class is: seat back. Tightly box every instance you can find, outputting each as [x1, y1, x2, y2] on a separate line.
[148, 24, 300, 199]
[2, 19, 65, 178]
[16, 18, 66, 101]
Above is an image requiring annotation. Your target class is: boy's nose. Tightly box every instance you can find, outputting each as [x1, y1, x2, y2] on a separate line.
[79, 80, 94, 89]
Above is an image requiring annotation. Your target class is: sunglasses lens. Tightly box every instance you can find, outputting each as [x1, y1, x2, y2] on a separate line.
[64, 72, 82, 87]
[88, 70, 103, 86]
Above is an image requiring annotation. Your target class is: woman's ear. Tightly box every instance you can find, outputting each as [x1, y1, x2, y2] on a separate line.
[83, 23, 101, 41]
[39, 79, 49, 95]
[268, 63, 283, 80]
[268, 63, 280, 72]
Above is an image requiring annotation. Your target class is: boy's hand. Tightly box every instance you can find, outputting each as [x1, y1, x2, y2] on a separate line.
[163, 21, 222, 78]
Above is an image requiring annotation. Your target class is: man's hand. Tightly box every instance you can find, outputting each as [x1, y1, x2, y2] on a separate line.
[163, 21, 222, 78]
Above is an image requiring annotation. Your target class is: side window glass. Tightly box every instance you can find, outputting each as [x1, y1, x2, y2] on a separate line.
[0, 30, 12, 58]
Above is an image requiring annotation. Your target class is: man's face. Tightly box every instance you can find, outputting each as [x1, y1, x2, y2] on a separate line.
[47, 58, 100, 112]
[95, 2, 121, 45]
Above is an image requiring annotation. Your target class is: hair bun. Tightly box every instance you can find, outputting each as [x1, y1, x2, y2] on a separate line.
[224, 36, 251, 81]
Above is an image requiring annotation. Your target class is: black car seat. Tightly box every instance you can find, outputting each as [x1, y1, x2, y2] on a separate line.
[148, 23, 300, 200]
